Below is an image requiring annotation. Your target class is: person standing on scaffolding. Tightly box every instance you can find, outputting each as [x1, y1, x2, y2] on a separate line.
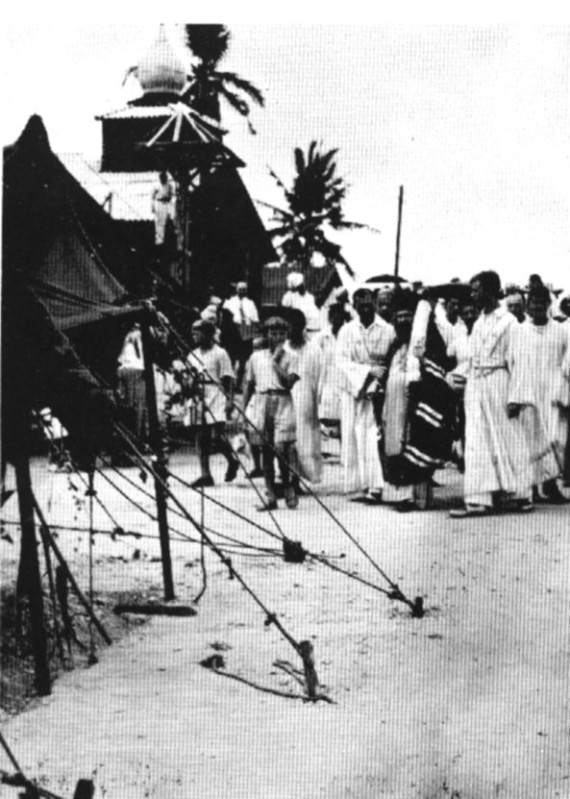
[243, 317, 301, 511]
[151, 170, 175, 246]
[186, 320, 239, 488]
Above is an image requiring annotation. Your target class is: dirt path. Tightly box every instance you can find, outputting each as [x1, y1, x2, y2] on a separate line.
[1, 454, 569, 798]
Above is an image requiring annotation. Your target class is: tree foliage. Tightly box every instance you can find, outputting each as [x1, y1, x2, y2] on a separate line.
[184, 24, 264, 132]
[269, 141, 360, 271]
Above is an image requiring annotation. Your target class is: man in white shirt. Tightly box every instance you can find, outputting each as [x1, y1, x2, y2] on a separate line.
[223, 281, 259, 329]
[509, 284, 569, 503]
[336, 288, 396, 502]
[223, 281, 260, 386]
[186, 320, 239, 488]
[450, 271, 533, 518]
[281, 272, 321, 337]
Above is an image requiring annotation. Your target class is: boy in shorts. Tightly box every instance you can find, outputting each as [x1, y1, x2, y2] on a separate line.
[243, 317, 300, 510]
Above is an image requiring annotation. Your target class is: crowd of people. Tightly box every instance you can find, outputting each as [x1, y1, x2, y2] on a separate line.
[115, 269, 570, 517]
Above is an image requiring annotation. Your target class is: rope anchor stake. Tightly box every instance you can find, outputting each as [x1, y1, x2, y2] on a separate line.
[387, 585, 425, 618]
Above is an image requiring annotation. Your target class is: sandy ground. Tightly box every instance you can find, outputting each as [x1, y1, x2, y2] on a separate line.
[1, 447, 569, 799]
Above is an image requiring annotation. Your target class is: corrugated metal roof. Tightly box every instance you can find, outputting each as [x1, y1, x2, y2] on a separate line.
[58, 152, 155, 221]
[96, 105, 172, 120]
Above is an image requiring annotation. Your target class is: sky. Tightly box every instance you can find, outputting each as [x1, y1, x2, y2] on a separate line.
[2, 21, 570, 289]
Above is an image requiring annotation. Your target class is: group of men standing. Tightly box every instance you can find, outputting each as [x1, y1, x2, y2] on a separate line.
[123, 269, 569, 517]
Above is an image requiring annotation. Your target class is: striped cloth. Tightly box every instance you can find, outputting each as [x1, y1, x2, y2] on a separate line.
[386, 310, 456, 485]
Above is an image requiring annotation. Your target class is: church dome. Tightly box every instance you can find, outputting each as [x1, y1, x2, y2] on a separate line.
[136, 25, 187, 98]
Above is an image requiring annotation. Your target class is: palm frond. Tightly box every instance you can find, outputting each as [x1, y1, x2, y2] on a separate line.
[268, 167, 288, 193]
[215, 71, 265, 106]
[219, 86, 250, 116]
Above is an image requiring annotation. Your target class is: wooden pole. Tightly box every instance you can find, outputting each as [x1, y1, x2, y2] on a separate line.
[394, 185, 404, 280]
[141, 315, 175, 601]
[14, 453, 51, 696]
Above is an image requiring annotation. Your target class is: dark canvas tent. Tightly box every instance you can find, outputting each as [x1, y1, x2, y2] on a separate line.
[2, 116, 143, 462]
[185, 165, 277, 305]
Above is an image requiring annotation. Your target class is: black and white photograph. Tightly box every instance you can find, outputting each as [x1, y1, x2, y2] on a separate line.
[1, 18, 569, 799]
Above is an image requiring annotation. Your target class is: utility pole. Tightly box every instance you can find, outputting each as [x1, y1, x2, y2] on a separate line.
[394, 185, 404, 280]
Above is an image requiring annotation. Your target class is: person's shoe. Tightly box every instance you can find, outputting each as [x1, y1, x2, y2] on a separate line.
[393, 500, 418, 513]
[284, 486, 299, 509]
[247, 468, 264, 479]
[542, 481, 570, 504]
[362, 491, 383, 505]
[224, 460, 239, 483]
[449, 504, 489, 518]
[532, 486, 544, 504]
[349, 493, 370, 504]
[191, 475, 214, 489]
[257, 497, 278, 512]
[514, 499, 534, 513]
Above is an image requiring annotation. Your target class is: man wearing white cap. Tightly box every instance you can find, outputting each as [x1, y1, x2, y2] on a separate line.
[281, 272, 321, 338]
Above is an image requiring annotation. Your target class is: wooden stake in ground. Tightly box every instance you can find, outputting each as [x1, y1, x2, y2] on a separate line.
[32, 496, 111, 646]
[14, 453, 51, 696]
[298, 640, 319, 699]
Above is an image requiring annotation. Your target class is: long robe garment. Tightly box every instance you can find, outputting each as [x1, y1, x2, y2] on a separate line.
[316, 326, 344, 421]
[336, 315, 396, 493]
[382, 342, 414, 502]
[509, 319, 570, 484]
[463, 306, 532, 505]
[284, 339, 323, 482]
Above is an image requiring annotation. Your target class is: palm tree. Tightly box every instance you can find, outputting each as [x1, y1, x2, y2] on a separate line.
[267, 141, 364, 273]
[184, 24, 264, 132]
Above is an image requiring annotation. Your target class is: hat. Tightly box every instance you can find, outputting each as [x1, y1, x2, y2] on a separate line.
[236, 281, 248, 291]
[192, 319, 216, 338]
[287, 271, 304, 290]
[200, 304, 218, 322]
[263, 316, 288, 330]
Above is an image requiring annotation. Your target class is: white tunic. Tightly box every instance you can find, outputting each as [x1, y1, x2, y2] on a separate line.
[284, 339, 323, 482]
[315, 326, 344, 421]
[187, 345, 234, 425]
[510, 319, 569, 483]
[336, 315, 396, 493]
[463, 306, 531, 502]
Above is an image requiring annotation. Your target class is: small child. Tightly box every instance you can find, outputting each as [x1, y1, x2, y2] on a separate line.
[242, 318, 300, 510]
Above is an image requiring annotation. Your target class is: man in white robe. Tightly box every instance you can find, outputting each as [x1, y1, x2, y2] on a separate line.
[283, 309, 323, 483]
[336, 288, 396, 501]
[509, 285, 569, 502]
[450, 271, 533, 517]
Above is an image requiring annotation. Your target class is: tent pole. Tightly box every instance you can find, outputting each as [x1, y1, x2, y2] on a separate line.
[141, 315, 175, 601]
[15, 450, 51, 696]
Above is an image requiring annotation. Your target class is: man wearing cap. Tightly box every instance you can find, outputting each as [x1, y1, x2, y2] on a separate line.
[336, 288, 396, 502]
[243, 316, 301, 510]
[281, 272, 322, 338]
[186, 320, 239, 488]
